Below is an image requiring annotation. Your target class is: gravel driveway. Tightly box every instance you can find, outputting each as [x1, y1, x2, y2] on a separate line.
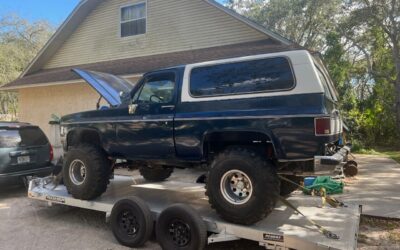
[0, 176, 262, 250]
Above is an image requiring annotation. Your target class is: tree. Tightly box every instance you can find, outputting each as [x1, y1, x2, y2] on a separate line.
[226, 0, 400, 146]
[226, 0, 342, 51]
[0, 15, 53, 119]
[345, 0, 400, 133]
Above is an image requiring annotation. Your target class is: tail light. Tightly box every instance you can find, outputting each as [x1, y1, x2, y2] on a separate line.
[315, 117, 332, 136]
[49, 144, 54, 162]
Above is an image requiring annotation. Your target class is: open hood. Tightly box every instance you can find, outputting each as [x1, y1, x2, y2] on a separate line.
[72, 69, 134, 106]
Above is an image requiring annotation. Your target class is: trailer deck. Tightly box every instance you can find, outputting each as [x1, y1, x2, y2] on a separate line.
[28, 175, 360, 250]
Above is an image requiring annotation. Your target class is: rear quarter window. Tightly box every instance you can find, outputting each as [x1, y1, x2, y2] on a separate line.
[0, 127, 48, 148]
[0, 130, 20, 148]
[189, 57, 295, 97]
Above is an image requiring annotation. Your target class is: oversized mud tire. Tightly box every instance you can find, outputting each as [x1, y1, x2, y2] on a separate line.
[156, 204, 207, 250]
[205, 148, 280, 225]
[139, 166, 173, 182]
[280, 175, 303, 197]
[110, 197, 153, 247]
[63, 144, 110, 200]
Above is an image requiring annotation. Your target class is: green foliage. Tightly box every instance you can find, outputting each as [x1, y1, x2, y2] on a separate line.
[226, 0, 342, 50]
[226, 0, 400, 147]
[0, 15, 53, 119]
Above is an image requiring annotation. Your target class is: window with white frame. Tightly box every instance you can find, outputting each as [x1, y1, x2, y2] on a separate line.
[120, 2, 146, 37]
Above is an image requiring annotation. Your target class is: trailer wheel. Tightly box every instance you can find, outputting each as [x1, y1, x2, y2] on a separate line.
[206, 147, 280, 225]
[63, 144, 110, 200]
[343, 161, 358, 177]
[156, 204, 206, 250]
[280, 175, 303, 197]
[110, 197, 153, 248]
[139, 165, 173, 182]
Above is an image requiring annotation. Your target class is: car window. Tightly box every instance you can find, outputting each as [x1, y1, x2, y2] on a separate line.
[0, 130, 20, 148]
[136, 73, 175, 104]
[190, 57, 295, 97]
[0, 127, 48, 148]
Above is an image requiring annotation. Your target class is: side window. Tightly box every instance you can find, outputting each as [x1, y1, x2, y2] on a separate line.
[136, 73, 175, 104]
[190, 57, 295, 97]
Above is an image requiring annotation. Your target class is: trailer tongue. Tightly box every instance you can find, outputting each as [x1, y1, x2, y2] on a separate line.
[28, 174, 360, 250]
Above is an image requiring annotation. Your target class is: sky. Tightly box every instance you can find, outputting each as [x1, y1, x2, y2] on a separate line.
[0, 0, 80, 25]
[0, 0, 225, 26]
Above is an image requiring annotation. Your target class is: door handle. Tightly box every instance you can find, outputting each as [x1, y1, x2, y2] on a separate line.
[161, 105, 175, 110]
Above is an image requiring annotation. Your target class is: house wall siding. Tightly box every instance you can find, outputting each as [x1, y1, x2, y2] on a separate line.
[44, 0, 267, 69]
[19, 77, 140, 137]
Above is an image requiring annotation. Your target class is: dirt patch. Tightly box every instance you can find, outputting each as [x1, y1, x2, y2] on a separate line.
[358, 215, 400, 249]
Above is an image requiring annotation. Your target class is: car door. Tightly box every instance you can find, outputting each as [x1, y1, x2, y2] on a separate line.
[116, 71, 177, 159]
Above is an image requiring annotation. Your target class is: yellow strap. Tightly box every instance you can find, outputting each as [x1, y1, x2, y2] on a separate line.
[278, 175, 345, 208]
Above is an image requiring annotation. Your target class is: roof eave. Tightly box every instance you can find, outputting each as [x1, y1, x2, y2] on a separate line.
[20, 0, 99, 78]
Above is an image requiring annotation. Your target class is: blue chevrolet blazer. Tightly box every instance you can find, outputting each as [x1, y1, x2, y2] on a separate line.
[59, 50, 350, 225]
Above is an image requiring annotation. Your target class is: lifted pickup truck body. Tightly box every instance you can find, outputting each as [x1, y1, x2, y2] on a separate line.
[59, 49, 349, 224]
[61, 50, 343, 166]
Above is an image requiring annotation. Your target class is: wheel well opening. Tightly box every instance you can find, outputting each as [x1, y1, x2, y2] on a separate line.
[203, 131, 275, 161]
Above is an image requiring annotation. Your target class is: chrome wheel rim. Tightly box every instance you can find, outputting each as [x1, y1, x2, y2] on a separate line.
[69, 159, 87, 185]
[220, 169, 253, 205]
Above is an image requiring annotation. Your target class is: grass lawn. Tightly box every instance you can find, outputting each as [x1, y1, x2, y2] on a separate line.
[356, 147, 400, 163]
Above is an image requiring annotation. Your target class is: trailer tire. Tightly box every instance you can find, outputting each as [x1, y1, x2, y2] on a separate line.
[156, 204, 206, 250]
[63, 144, 110, 200]
[280, 175, 303, 197]
[343, 162, 358, 177]
[139, 165, 173, 182]
[206, 147, 280, 225]
[110, 197, 153, 247]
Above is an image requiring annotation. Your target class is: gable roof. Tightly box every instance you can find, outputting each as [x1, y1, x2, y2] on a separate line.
[4, 0, 295, 90]
[2, 40, 298, 90]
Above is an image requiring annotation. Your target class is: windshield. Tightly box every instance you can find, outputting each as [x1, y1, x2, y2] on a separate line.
[0, 127, 48, 148]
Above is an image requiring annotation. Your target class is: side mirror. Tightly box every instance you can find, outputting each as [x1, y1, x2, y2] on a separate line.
[128, 104, 138, 115]
[120, 91, 130, 103]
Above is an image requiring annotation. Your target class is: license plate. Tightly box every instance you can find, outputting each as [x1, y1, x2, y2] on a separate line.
[17, 156, 30, 164]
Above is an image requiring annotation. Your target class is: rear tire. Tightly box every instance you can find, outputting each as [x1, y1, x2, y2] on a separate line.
[63, 144, 110, 200]
[139, 165, 173, 182]
[205, 147, 280, 225]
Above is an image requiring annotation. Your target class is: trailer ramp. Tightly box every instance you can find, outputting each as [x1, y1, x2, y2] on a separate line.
[28, 175, 360, 250]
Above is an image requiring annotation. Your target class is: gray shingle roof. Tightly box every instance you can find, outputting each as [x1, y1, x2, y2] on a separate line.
[3, 40, 299, 89]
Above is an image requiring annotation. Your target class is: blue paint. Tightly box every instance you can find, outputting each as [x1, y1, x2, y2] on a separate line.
[61, 63, 341, 168]
[0, 0, 80, 25]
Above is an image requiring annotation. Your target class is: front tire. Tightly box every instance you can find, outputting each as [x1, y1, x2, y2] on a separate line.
[63, 144, 110, 200]
[205, 148, 280, 225]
